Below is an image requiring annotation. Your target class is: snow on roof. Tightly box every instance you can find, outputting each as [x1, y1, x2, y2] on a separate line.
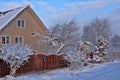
[0, 5, 28, 30]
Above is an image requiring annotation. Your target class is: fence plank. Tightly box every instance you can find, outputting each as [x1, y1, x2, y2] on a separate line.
[0, 54, 67, 77]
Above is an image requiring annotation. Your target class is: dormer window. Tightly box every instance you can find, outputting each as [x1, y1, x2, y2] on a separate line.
[17, 19, 25, 28]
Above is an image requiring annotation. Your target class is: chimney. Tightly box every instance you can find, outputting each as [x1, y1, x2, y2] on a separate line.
[0, 12, 4, 18]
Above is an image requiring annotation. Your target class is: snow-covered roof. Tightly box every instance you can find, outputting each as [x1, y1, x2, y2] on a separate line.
[0, 5, 28, 30]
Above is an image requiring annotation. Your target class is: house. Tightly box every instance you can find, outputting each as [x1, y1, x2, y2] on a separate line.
[0, 5, 47, 53]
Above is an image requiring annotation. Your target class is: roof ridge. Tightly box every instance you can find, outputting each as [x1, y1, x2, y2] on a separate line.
[0, 5, 28, 30]
[13, 5, 29, 10]
[0, 5, 29, 12]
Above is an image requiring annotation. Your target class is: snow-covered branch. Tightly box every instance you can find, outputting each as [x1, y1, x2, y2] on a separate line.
[38, 19, 81, 55]
[1, 44, 33, 76]
[93, 37, 108, 63]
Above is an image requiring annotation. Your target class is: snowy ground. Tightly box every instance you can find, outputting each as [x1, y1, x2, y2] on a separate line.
[0, 61, 120, 80]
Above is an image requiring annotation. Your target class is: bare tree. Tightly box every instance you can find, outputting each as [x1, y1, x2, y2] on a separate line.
[1, 44, 33, 76]
[82, 18, 111, 46]
[38, 19, 82, 70]
[111, 34, 120, 47]
[38, 19, 81, 54]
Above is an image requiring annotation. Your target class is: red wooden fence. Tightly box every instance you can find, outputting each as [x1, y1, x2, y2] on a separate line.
[0, 60, 10, 77]
[0, 54, 67, 77]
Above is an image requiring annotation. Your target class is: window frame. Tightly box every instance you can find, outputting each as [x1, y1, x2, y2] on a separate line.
[31, 32, 36, 36]
[16, 19, 25, 28]
[1, 35, 11, 45]
[14, 36, 24, 44]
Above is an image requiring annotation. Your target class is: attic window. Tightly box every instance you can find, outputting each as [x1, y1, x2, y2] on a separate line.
[17, 19, 25, 28]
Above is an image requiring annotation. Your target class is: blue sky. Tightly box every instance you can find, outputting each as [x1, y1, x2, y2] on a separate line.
[0, 0, 120, 34]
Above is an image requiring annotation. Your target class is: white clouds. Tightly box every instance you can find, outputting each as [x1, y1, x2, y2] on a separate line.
[0, 1, 35, 11]
[0, 2, 22, 11]
[108, 7, 120, 34]
[23, 0, 34, 8]
[39, 1, 48, 6]
[45, 0, 120, 28]
[40, 0, 120, 34]
[37, 1, 55, 13]
[110, 0, 120, 3]
[65, 0, 106, 10]
[109, 7, 120, 21]
[43, 0, 108, 27]
[0, 0, 120, 33]
[46, 6, 56, 13]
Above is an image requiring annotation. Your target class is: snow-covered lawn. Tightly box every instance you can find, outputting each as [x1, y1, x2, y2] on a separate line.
[1, 61, 120, 80]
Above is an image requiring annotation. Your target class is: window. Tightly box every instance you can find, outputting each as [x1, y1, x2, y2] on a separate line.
[17, 19, 25, 28]
[15, 36, 23, 44]
[1, 36, 10, 45]
[32, 50, 37, 53]
[31, 32, 36, 36]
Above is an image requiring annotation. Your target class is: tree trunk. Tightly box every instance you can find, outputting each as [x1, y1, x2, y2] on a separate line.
[10, 67, 17, 76]
[56, 43, 65, 54]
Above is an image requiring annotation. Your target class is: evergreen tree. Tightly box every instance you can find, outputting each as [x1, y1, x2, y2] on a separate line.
[93, 37, 108, 63]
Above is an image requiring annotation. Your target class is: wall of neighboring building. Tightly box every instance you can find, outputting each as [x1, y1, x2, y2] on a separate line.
[0, 6, 47, 53]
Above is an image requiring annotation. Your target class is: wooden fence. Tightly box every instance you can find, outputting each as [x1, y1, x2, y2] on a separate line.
[0, 54, 67, 77]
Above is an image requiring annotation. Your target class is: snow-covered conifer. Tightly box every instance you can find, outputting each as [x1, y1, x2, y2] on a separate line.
[93, 37, 108, 63]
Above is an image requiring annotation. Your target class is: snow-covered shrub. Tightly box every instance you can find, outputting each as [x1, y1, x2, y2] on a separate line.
[77, 41, 93, 66]
[77, 41, 91, 54]
[64, 51, 82, 70]
[76, 37, 108, 66]
[1, 44, 33, 76]
[62, 41, 92, 70]
[93, 37, 108, 63]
